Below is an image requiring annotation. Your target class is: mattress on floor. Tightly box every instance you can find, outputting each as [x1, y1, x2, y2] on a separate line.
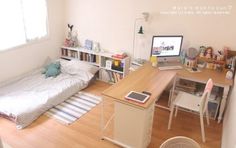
[0, 68, 93, 129]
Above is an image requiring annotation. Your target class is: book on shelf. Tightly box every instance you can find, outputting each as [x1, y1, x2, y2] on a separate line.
[61, 49, 64, 56]
[61, 48, 79, 58]
[113, 72, 118, 82]
[107, 71, 114, 82]
[96, 55, 99, 64]
[68, 50, 71, 57]
[106, 70, 123, 83]
[112, 51, 127, 59]
[62, 48, 68, 56]
[79, 52, 98, 63]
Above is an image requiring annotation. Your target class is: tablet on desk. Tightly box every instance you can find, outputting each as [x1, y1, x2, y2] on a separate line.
[125, 91, 150, 104]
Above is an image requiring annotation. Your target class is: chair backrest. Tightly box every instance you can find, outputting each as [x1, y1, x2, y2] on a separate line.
[160, 136, 201, 148]
[199, 79, 213, 113]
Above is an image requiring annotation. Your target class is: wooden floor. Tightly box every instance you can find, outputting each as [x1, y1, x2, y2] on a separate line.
[0, 81, 222, 148]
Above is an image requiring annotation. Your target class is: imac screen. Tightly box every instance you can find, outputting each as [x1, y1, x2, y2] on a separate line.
[151, 35, 183, 57]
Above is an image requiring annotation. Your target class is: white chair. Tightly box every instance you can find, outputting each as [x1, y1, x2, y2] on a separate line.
[160, 136, 201, 148]
[168, 79, 213, 142]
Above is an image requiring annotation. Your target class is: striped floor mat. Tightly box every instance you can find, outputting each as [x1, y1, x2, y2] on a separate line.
[45, 92, 102, 125]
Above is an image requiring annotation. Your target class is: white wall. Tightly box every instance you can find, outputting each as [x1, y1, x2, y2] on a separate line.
[65, 0, 236, 60]
[65, 1, 236, 147]
[0, 0, 65, 83]
[222, 75, 236, 148]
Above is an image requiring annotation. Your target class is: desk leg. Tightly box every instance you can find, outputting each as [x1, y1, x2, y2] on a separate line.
[168, 76, 177, 108]
[218, 86, 230, 123]
[101, 98, 104, 138]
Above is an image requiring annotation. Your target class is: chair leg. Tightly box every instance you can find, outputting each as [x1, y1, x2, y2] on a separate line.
[168, 104, 175, 130]
[175, 106, 178, 117]
[206, 110, 210, 125]
[200, 112, 206, 142]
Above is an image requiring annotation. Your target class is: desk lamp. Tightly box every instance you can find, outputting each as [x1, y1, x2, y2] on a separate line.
[132, 12, 149, 66]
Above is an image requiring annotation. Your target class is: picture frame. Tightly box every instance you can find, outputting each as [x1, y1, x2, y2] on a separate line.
[84, 39, 93, 50]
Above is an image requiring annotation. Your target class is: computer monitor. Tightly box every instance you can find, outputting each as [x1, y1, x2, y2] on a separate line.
[151, 35, 183, 63]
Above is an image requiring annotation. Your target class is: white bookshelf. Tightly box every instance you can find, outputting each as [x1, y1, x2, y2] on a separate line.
[60, 46, 130, 83]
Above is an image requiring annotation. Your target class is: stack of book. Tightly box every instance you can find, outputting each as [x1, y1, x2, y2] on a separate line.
[112, 52, 127, 59]
[106, 71, 123, 83]
[79, 52, 99, 64]
[61, 48, 78, 58]
[61, 48, 69, 56]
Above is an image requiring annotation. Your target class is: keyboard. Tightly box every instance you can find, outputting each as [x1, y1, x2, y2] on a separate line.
[158, 65, 183, 70]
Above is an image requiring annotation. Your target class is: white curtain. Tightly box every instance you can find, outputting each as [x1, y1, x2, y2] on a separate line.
[0, 0, 48, 51]
[22, 0, 48, 41]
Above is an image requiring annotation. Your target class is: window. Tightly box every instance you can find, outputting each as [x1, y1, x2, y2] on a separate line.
[0, 0, 48, 51]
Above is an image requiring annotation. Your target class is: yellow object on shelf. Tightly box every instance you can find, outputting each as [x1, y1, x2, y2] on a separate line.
[114, 60, 120, 67]
[150, 56, 158, 67]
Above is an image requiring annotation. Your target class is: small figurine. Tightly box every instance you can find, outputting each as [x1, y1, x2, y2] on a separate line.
[216, 50, 224, 61]
[226, 70, 233, 79]
[223, 46, 230, 59]
[199, 46, 206, 57]
[71, 30, 79, 47]
[64, 24, 79, 47]
[67, 24, 73, 40]
[205, 47, 213, 59]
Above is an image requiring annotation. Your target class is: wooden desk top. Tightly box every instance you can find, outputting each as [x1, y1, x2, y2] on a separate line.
[177, 68, 233, 87]
[102, 63, 176, 109]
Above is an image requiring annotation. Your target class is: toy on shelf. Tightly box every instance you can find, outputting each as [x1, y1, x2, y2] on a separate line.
[196, 46, 229, 71]
[71, 31, 79, 47]
[223, 46, 230, 59]
[225, 47, 234, 69]
[184, 47, 199, 68]
[185, 58, 197, 68]
[199, 46, 206, 57]
[216, 50, 224, 61]
[64, 24, 79, 47]
[226, 70, 233, 79]
[205, 47, 213, 59]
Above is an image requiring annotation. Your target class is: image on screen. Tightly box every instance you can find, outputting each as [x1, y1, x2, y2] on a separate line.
[151, 36, 183, 57]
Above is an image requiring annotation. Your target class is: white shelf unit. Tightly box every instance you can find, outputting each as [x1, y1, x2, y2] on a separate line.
[60, 46, 130, 83]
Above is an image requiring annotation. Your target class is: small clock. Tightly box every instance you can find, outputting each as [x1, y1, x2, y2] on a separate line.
[186, 47, 199, 59]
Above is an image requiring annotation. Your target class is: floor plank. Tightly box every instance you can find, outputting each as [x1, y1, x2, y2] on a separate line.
[0, 80, 222, 148]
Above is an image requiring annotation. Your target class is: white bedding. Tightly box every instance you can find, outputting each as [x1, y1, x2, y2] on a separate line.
[0, 68, 93, 129]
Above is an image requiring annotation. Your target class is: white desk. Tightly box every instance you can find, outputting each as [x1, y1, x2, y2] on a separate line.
[101, 63, 176, 148]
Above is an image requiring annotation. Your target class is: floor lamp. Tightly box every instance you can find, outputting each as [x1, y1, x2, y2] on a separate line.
[132, 12, 149, 66]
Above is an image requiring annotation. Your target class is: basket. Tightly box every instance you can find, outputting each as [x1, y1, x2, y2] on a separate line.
[160, 136, 201, 148]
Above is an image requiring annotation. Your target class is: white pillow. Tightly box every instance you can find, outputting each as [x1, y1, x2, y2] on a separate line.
[58, 59, 99, 75]
[71, 60, 99, 75]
